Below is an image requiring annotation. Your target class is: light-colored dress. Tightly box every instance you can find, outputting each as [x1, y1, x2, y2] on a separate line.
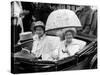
[31, 34, 61, 61]
[53, 38, 86, 60]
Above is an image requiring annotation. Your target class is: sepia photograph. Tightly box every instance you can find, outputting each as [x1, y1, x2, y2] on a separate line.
[11, 1, 97, 74]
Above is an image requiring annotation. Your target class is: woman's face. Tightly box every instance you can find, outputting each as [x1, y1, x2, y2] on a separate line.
[35, 27, 44, 38]
[65, 31, 73, 43]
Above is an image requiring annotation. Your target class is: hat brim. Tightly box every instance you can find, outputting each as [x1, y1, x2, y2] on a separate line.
[14, 39, 33, 48]
[34, 25, 45, 32]
[34, 25, 45, 29]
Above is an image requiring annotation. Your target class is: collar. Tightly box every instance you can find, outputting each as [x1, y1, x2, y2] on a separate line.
[39, 34, 46, 40]
[63, 39, 79, 46]
[64, 40, 72, 46]
[33, 34, 46, 41]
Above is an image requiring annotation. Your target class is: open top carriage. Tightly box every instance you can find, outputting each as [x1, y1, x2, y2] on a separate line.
[11, 8, 97, 74]
[12, 33, 97, 74]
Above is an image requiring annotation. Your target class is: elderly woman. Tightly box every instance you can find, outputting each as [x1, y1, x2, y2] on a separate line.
[52, 28, 87, 60]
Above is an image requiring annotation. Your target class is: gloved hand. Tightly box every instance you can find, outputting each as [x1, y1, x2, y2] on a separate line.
[51, 50, 59, 61]
[62, 49, 70, 56]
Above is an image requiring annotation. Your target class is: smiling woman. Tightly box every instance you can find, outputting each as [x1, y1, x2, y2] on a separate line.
[62, 28, 86, 55]
[52, 28, 87, 60]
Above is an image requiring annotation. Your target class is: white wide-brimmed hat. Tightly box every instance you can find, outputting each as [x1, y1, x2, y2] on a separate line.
[63, 28, 76, 34]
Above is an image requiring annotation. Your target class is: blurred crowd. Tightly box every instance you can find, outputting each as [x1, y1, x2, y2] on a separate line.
[11, 1, 97, 45]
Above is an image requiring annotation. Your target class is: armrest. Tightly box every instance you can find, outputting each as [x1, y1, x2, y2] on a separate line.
[75, 39, 97, 57]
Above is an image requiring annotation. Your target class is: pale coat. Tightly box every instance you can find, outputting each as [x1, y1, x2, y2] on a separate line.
[53, 38, 86, 60]
[31, 34, 61, 61]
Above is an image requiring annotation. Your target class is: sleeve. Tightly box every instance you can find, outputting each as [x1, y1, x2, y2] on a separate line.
[69, 45, 80, 56]
[68, 39, 87, 56]
[79, 40, 87, 50]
